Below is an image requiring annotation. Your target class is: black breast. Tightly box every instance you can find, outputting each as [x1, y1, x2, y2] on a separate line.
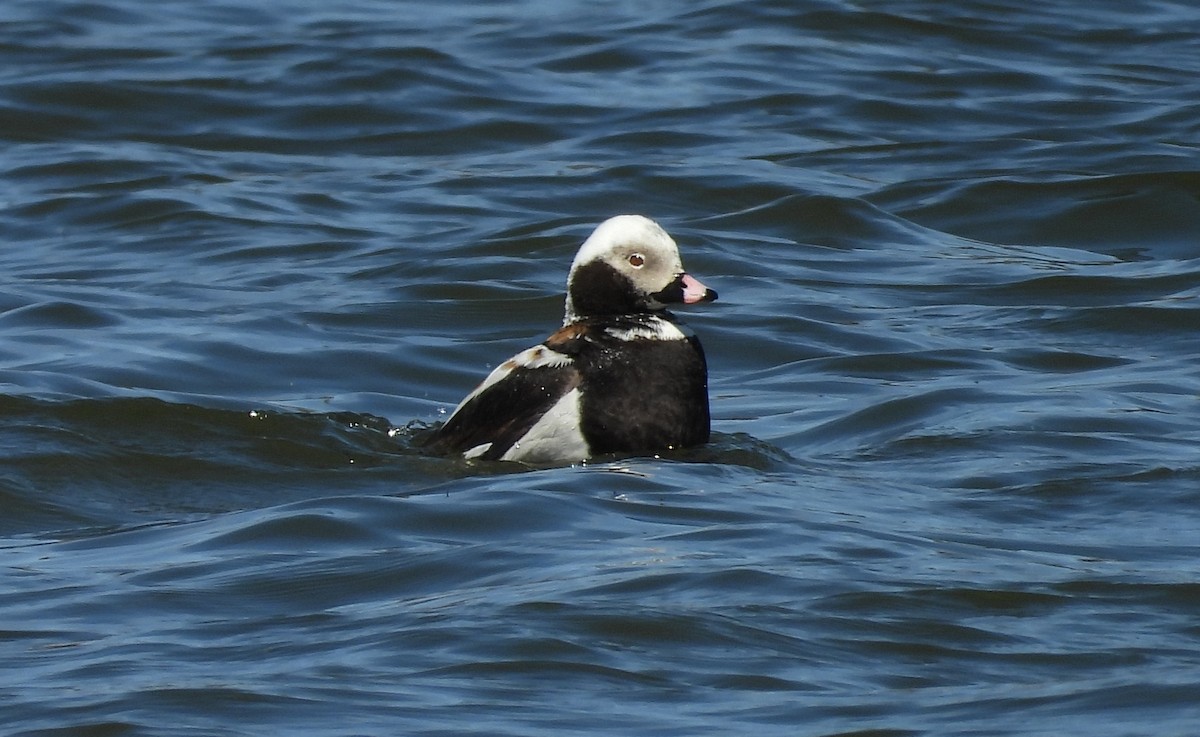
[566, 326, 710, 454]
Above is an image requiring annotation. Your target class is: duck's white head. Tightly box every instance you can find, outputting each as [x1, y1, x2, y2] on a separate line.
[563, 215, 717, 323]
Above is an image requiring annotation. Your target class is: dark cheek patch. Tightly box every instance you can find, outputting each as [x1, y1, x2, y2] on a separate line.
[569, 261, 643, 316]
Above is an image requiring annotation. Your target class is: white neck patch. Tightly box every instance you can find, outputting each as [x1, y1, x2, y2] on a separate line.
[603, 316, 689, 342]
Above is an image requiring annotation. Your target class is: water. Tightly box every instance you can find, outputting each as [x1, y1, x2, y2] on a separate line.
[3, 1, 1200, 735]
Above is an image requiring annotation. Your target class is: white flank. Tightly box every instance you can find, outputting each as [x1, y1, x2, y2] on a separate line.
[500, 387, 588, 463]
[463, 442, 493, 459]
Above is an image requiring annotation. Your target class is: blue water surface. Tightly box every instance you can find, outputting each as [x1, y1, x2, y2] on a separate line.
[2, 1, 1200, 735]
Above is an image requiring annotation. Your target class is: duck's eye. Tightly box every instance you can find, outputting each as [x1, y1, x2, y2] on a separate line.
[628, 253, 645, 268]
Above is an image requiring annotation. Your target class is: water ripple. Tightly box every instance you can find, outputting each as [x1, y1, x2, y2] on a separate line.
[4, 1, 1200, 735]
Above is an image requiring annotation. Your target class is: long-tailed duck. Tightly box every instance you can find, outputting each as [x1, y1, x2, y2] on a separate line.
[423, 214, 718, 464]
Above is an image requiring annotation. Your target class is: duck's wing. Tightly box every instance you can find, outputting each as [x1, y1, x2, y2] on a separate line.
[423, 341, 583, 461]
